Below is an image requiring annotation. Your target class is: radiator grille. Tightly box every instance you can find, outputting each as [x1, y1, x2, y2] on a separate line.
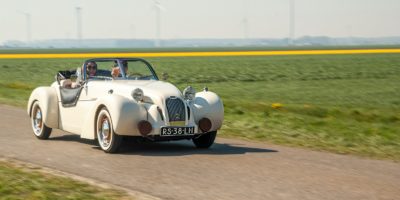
[166, 97, 185, 122]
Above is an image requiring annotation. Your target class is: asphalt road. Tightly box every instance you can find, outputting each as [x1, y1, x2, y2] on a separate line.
[1, 105, 399, 200]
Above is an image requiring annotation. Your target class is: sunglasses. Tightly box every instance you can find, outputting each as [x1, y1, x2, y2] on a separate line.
[87, 65, 97, 70]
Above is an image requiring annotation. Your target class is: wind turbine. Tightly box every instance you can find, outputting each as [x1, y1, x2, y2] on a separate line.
[241, 18, 249, 40]
[18, 11, 32, 43]
[289, 0, 295, 46]
[153, 0, 165, 47]
[241, 0, 249, 40]
[76, 7, 82, 47]
[130, 24, 136, 39]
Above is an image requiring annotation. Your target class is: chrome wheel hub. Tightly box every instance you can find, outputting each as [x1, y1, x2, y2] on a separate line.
[99, 116, 111, 148]
[32, 107, 42, 135]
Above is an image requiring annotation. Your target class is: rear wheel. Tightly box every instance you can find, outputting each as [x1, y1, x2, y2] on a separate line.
[96, 108, 122, 153]
[193, 131, 217, 149]
[31, 102, 52, 139]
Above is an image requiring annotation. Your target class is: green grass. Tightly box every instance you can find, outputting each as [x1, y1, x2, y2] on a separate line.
[0, 52, 399, 160]
[151, 54, 400, 160]
[0, 161, 133, 200]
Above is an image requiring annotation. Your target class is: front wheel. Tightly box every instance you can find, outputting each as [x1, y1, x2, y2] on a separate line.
[31, 102, 52, 139]
[193, 131, 217, 149]
[96, 108, 122, 153]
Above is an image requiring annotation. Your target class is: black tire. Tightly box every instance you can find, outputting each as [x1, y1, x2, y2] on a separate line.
[31, 102, 52, 139]
[193, 131, 217, 149]
[96, 108, 122, 153]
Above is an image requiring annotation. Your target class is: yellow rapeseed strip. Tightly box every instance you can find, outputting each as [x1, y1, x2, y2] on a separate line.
[1, 49, 400, 59]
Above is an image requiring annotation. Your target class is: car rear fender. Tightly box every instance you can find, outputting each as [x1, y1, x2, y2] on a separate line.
[27, 87, 59, 128]
[80, 94, 147, 139]
[191, 91, 224, 131]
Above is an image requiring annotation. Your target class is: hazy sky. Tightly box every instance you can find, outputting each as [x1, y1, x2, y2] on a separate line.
[0, 0, 399, 43]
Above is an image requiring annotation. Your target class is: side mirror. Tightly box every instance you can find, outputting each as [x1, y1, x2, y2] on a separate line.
[162, 72, 169, 81]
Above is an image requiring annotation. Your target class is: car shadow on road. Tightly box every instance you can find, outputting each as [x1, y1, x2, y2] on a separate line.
[49, 134, 97, 145]
[49, 134, 278, 156]
[116, 138, 278, 156]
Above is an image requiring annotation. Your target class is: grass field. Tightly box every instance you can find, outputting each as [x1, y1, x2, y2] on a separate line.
[0, 50, 399, 161]
[0, 161, 133, 199]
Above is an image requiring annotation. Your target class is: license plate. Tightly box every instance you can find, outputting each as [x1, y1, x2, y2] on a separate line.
[161, 126, 195, 136]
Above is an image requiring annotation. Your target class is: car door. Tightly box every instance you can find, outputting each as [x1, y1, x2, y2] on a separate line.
[58, 60, 115, 135]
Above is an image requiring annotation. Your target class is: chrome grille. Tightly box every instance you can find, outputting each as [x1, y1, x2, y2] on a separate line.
[166, 97, 185, 122]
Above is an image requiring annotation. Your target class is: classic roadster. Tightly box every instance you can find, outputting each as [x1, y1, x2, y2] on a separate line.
[27, 58, 224, 153]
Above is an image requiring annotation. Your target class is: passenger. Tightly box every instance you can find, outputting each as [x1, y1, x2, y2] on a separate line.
[111, 60, 128, 78]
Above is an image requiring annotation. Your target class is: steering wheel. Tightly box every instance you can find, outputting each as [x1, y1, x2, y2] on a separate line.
[126, 72, 144, 79]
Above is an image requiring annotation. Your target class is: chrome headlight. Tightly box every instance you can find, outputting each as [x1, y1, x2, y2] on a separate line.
[183, 86, 196, 100]
[132, 88, 144, 102]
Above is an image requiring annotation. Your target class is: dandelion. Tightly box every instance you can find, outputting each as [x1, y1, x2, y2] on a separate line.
[271, 103, 283, 109]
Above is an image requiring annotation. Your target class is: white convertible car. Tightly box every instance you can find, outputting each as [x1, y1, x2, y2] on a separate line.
[27, 58, 224, 153]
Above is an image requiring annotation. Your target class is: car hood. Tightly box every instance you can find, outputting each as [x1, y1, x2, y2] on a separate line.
[111, 80, 183, 101]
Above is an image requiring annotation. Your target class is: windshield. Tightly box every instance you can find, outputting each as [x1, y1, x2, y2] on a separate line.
[83, 59, 158, 81]
[122, 60, 158, 80]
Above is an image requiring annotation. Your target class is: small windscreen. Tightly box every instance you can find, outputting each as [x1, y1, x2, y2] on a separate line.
[124, 60, 157, 80]
[83, 59, 157, 80]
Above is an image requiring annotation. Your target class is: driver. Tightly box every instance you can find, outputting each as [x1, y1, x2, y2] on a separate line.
[70, 61, 97, 88]
[87, 61, 98, 77]
[111, 60, 128, 78]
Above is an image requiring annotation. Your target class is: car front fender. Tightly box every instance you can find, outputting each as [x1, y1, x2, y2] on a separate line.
[80, 94, 147, 139]
[191, 91, 224, 131]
